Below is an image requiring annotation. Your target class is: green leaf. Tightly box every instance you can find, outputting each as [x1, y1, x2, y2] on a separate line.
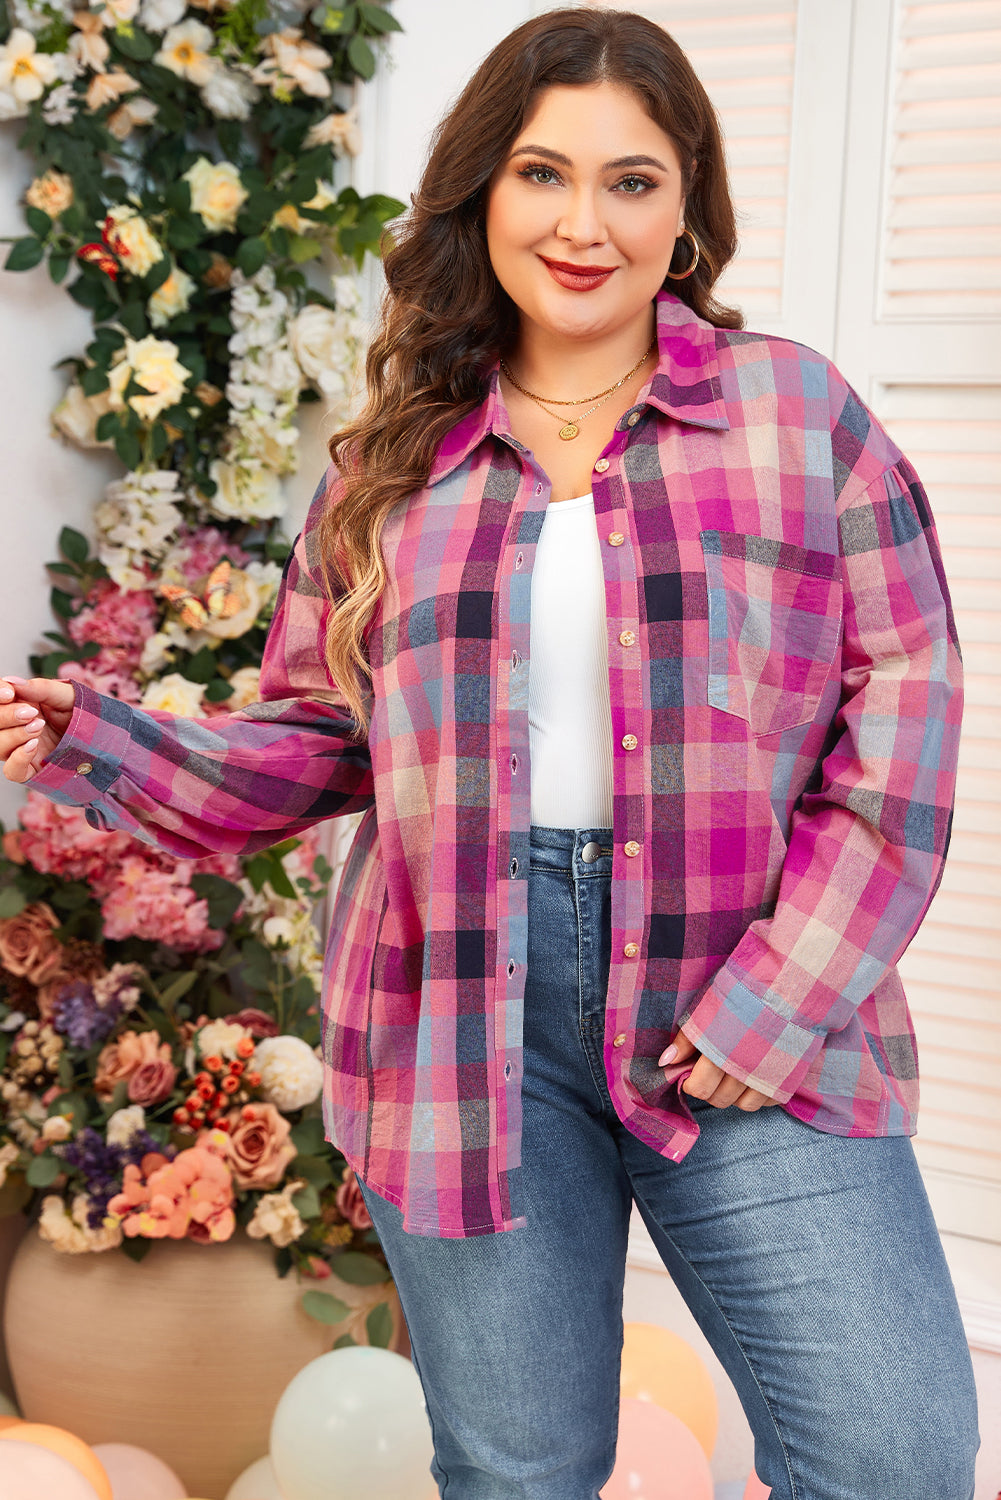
[49, 253, 71, 285]
[0, 887, 27, 919]
[359, 1, 402, 31]
[25, 206, 52, 238]
[159, 970, 198, 1008]
[50, 587, 75, 619]
[117, 301, 147, 339]
[166, 217, 202, 251]
[150, 424, 169, 460]
[95, 411, 118, 442]
[332, 1332, 356, 1349]
[203, 678, 234, 703]
[301, 1289, 352, 1325]
[236, 237, 268, 276]
[114, 430, 142, 469]
[80, 364, 110, 397]
[26, 1154, 61, 1188]
[330, 1251, 390, 1286]
[290, 1180, 320, 1219]
[291, 1116, 326, 1156]
[143, 255, 174, 293]
[289, 235, 323, 264]
[190, 874, 244, 929]
[112, 25, 154, 59]
[347, 34, 376, 79]
[290, 1153, 333, 1187]
[59, 526, 89, 565]
[180, 645, 218, 684]
[5, 237, 44, 272]
[366, 1301, 393, 1348]
[120, 1236, 153, 1263]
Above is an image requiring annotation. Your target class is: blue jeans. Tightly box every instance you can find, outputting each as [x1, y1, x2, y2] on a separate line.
[356, 825, 979, 1499]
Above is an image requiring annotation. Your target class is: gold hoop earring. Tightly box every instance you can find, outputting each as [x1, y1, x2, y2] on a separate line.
[665, 227, 700, 281]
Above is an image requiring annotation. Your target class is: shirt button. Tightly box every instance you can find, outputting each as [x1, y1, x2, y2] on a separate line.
[613, 1033, 627, 1047]
[621, 734, 638, 751]
[608, 532, 625, 547]
[594, 458, 610, 473]
[77, 763, 94, 776]
[626, 411, 641, 427]
[624, 840, 641, 857]
[618, 629, 636, 647]
[623, 942, 639, 958]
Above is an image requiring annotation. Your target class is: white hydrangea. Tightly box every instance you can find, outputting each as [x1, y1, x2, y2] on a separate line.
[201, 64, 258, 120]
[105, 1104, 146, 1147]
[139, 619, 194, 676]
[95, 468, 185, 587]
[38, 1193, 123, 1253]
[252, 1034, 323, 1112]
[206, 458, 285, 523]
[245, 1177, 307, 1248]
[140, 672, 206, 717]
[41, 81, 77, 125]
[222, 266, 302, 478]
[138, 0, 186, 32]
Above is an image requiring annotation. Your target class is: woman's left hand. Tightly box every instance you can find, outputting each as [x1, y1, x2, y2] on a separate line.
[659, 1029, 779, 1112]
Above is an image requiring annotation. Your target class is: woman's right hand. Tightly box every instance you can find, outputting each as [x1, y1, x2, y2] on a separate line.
[0, 677, 76, 783]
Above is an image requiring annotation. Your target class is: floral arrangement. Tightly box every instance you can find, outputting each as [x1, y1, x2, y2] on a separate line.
[0, 0, 404, 1345]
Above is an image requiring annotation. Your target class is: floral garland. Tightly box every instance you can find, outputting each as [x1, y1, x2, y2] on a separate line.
[0, 0, 403, 1339]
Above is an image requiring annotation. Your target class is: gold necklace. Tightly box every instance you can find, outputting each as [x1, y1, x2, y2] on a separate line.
[500, 338, 656, 441]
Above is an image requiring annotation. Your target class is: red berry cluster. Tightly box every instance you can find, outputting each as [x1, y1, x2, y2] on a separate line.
[172, 1036, 262, 1132]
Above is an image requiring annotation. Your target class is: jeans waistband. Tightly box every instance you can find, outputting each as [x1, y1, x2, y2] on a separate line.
[528, 824, 615, 876]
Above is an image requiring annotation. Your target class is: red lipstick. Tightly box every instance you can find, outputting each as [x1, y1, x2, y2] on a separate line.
[539, 255, 617, 291]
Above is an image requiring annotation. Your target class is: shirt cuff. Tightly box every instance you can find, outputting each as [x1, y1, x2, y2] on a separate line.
[29, 681, 134, 822]
[680, 970, 826, 1104]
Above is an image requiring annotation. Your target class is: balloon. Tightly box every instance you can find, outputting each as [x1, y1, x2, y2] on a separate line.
[601, 1399, 713, 1500]
[270, 1345, 438, 1500]
[744, 1472, 771, 1498]
[620, 1322, 718, 1458]
[0, 1421, 112, 1500]
[0, 1438, 102, 1500]
[225, 1454, 286, 1499]
[91, 1443, 187, 1500]
[0, 1415, 23, 1430]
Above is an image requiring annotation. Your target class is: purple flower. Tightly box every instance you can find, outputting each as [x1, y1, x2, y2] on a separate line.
[51, 983, 121, 1049]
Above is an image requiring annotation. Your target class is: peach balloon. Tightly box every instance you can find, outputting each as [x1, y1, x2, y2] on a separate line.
[0, 1414, 23, 1430]
[0, 1421, 112, 1500]
[0, 1438, 102, 1500]
[602, 1398, 714, 1500]
[91, 1443, 187, 1500]
[744, 1471, 771, 1498]
[620, 1322, 718, 1459]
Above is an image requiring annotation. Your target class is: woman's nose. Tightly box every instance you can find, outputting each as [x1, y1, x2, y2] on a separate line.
[555, 189, 608, 247]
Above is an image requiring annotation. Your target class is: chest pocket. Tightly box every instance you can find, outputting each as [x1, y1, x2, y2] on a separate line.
[701, 530, 842, 736]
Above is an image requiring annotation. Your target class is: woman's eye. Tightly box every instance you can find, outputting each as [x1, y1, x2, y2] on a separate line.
[518, 164, 560, 185]
[617, 175, 653, 195]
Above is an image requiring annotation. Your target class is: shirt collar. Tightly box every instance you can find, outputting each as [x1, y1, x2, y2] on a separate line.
[428, 287, 730, 487]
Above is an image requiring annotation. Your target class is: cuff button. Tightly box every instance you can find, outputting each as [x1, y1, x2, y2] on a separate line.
[77, 762, 93, 776]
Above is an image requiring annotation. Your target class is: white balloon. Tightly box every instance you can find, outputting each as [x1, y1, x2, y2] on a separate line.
[270, 1346, 437, 1500]
[90, 1443, 187, 1499]
[225, 1454, 286, 1500]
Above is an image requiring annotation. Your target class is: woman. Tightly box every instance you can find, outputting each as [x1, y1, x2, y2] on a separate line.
[0, 9, 980, 1498]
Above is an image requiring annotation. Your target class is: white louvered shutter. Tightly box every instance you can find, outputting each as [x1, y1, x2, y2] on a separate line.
[597, 0, 1001, 1246]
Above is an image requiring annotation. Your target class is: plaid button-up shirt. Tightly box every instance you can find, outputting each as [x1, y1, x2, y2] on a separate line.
[34, 289, 963, 1238]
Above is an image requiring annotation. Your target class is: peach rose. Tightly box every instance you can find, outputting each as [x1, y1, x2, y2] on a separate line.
[221, 1102, 296, 1189]
[336, 1165, 373, 1231]
[0, 902, 61, 983]
[95, 1028, 173, 1101]
[2, 831, 26, 865]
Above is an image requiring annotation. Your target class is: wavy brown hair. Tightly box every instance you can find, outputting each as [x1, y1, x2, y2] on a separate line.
[321, 6, 743, 741]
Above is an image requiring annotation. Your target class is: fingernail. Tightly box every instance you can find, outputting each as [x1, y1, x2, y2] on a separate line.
[24, 719, 44, 734]
[22, 739, 38, 755]
[15, 706, 35, 720]
[4, 676, 26, 684]
[659, 1044, 678, 1066]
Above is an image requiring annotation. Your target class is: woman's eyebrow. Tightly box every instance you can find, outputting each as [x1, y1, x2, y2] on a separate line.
[509, 145, 669, 172]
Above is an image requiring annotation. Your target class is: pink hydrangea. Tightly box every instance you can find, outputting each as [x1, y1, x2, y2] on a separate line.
[58, 658, 143, 703]
[170, 525, 250, 584]
[18, 794, 133, 886]
[61, 578, 160, 700]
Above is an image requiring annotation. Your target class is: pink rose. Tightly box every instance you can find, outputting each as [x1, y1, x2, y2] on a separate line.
[95, 1028, 173, 1101]
[128, 1055, 178, 1105]
[336, 1166, 373, 1231]
[221, 1103, 297, 1190]
[222, 1007, 280, 1039]
[0, 902, 61, 983]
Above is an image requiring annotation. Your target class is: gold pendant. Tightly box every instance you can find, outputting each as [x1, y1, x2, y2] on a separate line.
[558, 423, 579, 441]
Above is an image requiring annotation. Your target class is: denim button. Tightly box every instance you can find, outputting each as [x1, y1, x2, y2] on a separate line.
[510, 857, 518, 877]
[581, 841, 602, 863]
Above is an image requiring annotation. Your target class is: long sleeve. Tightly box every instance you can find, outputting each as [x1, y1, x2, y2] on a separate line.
[679, 454, 964, 1101]
[29, 470, 375, 859]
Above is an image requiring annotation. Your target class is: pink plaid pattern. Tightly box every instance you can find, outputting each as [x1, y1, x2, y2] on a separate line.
[32, 290, 963, 1237]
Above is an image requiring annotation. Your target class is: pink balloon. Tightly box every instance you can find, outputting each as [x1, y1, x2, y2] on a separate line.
[0, 1438, 101, 1500]
[91, 1444, 187, 1500]
[601, 1397, 713, 1500]
[744, 1473, 771, 1499]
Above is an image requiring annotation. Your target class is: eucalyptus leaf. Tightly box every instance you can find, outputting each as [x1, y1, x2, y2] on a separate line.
[332, 1332, 356, 1349]
[190, 874, 244, 929]
[331, 1250, 391, 1286]
[0, 887, 27, 919]
[302, 1289, 352, 1325]
[366, 1301, 393, 1348]
[159, 971, 198, 1007]
[26, 1154, 62, 1188]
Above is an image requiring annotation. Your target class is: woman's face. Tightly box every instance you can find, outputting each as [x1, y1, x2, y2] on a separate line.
[486, 81, 687, 343]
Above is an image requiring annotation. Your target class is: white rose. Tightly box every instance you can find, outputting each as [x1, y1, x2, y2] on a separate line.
[106, 1104, 146, 1147]
[262, 915, 296, 948]
[201, 65, 258, 120]
[138, 0, 186, 31]
[252, 1035, 323, 1112]
[196, 1019, 252, 1062]
[228, 665, 261, 709]
[206, 459, 285, 522]
[288, 304, 359, 399]
[184, 156, 248, 232]
[51, 381, 115, 449]
[139, 622, 190, 675]
[104, 204, 164, 278]
[41, 1115, 73, 1143]
[107, 335, 189, 422]
[140, 672, 206, 717]
[246, 1178, 307, 1248]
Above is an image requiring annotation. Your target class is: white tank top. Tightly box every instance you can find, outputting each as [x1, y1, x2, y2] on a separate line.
[528, 491, 615, 828]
